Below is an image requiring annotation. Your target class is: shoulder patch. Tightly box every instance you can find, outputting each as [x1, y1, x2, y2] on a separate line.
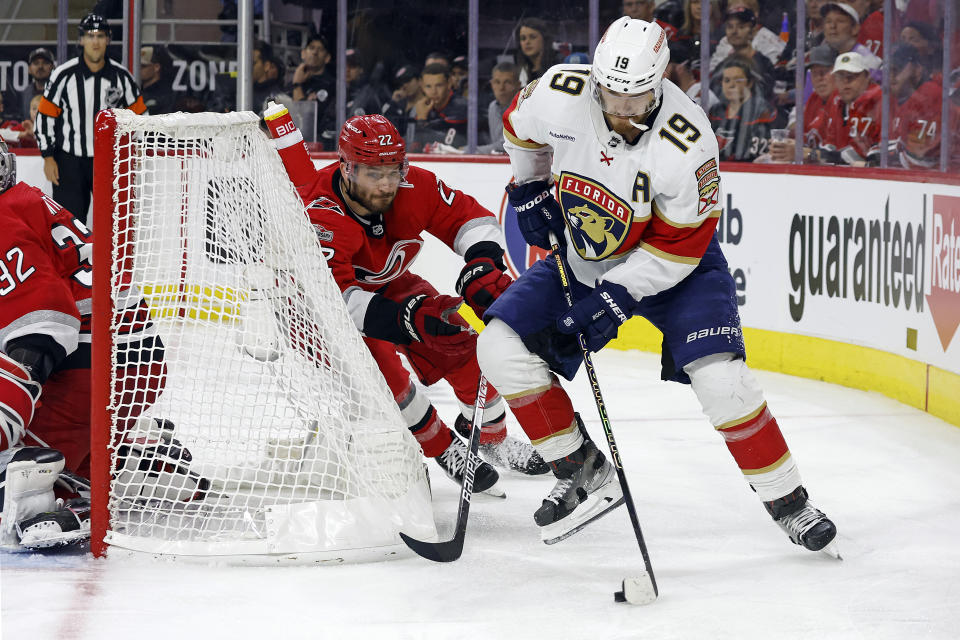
[519, 78, 540, 104]
[696, 157, 720, 216]
[313, 224, 334, 242]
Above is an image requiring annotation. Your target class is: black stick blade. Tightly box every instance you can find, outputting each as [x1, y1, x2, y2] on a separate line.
[399, 531, 465, 563]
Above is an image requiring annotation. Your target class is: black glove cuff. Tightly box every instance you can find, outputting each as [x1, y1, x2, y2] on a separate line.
[363, 294, 413, 345]
[463, 241, 506, 271]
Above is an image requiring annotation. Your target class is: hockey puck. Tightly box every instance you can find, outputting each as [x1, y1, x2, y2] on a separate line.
[614, 590, 626, 603]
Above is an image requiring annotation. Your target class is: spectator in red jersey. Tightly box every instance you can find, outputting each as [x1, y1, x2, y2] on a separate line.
[412, 63, 468, 152]
[809, 51, 882, 165]
[769, 44, 837, 163]
[853, 0, 884, 56]
[0, 93, 38, 148]
[709, 57, 777, 162]
[890, 44, 945, 170]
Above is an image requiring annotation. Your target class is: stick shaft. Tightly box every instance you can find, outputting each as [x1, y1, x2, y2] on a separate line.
[549, 233, 658, 595]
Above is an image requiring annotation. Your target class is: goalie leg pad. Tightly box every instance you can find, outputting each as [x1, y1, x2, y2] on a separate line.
[0, 447, 64, 547]
[0, 351, 42, 450]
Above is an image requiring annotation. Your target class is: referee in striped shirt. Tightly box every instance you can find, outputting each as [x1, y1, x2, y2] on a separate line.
[36, 13, 146, 225]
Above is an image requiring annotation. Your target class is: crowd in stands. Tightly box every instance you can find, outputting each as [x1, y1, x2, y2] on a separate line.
[1, 0, 956, 170]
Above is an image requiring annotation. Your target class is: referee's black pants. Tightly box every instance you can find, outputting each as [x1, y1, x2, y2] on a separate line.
[52, 152, 94, 227]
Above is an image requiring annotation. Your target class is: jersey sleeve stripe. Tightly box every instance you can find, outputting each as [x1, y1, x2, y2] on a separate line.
[503, 126, 547, 149]
[651, 203, 721, 228]
[638, 241, 701, 265]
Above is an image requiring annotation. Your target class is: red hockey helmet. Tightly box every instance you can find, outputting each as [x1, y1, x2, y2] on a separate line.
[338, 114, 407, 171]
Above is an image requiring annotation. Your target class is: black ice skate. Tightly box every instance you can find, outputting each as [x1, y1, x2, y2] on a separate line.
[765, 486, 840, 558]
[535, 438, 624, 544]
[435, 435, 505, 498]
[454, 414, 550, 476]
[17, 498, 91, 550]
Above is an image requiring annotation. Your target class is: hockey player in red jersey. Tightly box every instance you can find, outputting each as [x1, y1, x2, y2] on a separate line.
[0, 139, 200, 551]
[263, 103, 548, 494]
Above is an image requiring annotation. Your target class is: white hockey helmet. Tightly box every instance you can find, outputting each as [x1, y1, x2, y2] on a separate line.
[591, 17, 669, 118]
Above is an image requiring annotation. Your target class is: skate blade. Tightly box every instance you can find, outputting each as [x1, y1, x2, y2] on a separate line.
[478, 480, 506, 499]
[820, 541, 842, 560]
[541, 483, 625, 545]
[19, 531, 89, 550]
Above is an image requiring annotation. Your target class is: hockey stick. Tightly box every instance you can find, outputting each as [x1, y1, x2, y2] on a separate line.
[548, 232, 658, 605]
[399, 373, 488, 562]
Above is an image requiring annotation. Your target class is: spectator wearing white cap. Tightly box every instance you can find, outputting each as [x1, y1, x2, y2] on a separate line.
[808, 51, 882, 166]
[820, 3, 881, 79]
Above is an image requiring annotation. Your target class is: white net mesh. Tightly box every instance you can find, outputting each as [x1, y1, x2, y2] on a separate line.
[100, 110, 435, 559]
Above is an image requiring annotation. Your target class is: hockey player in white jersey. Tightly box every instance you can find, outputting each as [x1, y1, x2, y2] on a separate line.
[476, 17, 838, 553]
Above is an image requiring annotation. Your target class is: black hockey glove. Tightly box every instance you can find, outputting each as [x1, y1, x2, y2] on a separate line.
[556, 281, 635, 352]
[506, 180, 566, 250]
[456, 242, 513, 317]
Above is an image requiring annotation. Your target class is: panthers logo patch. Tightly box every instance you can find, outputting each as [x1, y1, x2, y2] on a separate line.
[557, 172, 633, 261]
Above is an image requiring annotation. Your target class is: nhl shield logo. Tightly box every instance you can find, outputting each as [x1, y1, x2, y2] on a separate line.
[558, 172, 632, 260]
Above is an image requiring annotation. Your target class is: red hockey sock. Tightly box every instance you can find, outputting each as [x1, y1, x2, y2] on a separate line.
[504, 377, 576, 446]
[716, 403, 790, 473]
[478, 414, 507, 446]
[409, 405, 454, 458]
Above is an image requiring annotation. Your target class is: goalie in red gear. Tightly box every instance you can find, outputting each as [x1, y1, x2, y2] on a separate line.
[0, 139, 196, 550]
[264, 103, 548, 490]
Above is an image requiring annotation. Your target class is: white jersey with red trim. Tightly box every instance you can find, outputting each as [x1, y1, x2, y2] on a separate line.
[503, 64, 723, 301]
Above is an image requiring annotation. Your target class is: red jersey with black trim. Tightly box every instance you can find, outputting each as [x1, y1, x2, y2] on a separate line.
[818, 84, 883, 162]
[502, 64, 722, 301]
[0, 182, 157, 370]
[893, 79, 944, 169]
[857, 11, 885, 57]
[264, 107, 503, 326]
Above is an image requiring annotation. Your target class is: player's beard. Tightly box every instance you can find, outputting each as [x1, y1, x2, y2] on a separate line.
[345, 179, 397, 214]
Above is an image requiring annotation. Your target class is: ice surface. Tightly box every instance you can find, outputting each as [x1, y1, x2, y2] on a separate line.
[3, 350, 959, 640]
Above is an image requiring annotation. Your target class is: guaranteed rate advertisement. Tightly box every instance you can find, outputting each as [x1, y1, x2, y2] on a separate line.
[715, 171, 960, 375]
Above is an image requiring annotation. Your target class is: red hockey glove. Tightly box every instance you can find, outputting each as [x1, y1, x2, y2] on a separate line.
[399, 294, 475, 356]
[456, 242, 513, 317]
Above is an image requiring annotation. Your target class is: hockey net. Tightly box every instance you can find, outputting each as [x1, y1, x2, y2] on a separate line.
[90, 109, 436, 562]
